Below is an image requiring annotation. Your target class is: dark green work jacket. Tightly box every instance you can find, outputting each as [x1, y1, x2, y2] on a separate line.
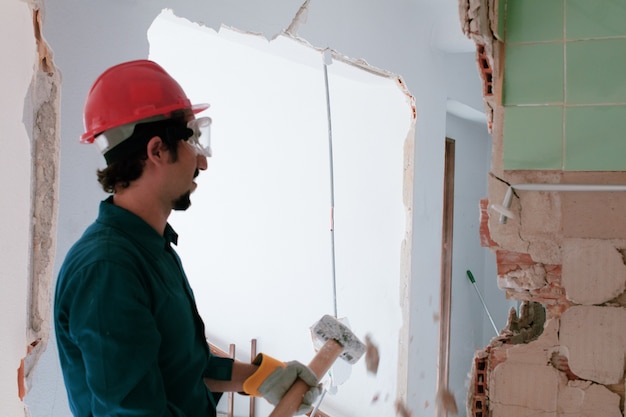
[55, 197, 233, 417]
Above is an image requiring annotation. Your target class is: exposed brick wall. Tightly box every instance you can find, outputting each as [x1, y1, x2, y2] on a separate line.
[461, 0, 626, 414]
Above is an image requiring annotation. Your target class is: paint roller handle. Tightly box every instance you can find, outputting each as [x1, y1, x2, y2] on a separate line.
[466, 269, 500, 336]
[269, 339, 343, 417]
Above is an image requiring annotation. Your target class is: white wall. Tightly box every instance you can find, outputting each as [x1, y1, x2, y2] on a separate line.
[18, 1, 517, 416]
[0, 2, 36, 416]
[146, 12, 412, 416]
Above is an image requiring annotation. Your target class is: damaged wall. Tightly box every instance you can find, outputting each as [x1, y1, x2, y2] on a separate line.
[462, 0, 626, 416]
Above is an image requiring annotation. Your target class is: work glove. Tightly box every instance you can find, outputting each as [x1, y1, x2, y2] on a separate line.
[243, 353, 322, 415]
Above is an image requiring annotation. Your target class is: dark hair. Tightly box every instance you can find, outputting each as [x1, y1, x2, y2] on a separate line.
[97, 117, 192, 193]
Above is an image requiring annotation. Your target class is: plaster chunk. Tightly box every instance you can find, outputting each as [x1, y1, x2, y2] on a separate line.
[560, 305, 626, 385]
[490, 362, 560, 413]
[559, 381, 622, 417]
[498, 263, 547, 291]
[562, 239, 626, 305]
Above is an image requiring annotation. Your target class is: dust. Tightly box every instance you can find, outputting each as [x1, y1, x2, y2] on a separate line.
[395, 399, 413, 417]
[436, 387, 458, 415]
[364, 334, 380, 375]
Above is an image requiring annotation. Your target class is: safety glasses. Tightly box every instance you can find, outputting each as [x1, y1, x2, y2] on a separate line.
[186, 117, 212, 157]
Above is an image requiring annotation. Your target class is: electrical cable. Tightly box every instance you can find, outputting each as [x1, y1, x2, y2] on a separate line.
[310, 48, 336, 417]
[323, 48, 338, 319]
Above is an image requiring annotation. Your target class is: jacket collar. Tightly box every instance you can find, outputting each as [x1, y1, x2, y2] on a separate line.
[98, 196, 179, 254]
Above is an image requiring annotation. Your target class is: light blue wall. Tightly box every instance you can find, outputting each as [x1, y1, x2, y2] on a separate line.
[445, 113, 518, 416]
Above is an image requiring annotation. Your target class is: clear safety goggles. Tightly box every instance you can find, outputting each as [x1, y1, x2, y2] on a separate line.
[186, 117, 212, 157]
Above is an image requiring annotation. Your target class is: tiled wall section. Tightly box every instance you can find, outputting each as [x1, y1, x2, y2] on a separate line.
[501, 0, 626, 170]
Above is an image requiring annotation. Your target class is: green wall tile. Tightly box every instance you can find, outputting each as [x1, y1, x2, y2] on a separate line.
[503, 43, 564, 105]
[567, 38, 626, 104]
[506, 0, 564, 43]
[565, 106, 626, 171]
[566, 0, 626, 40]
[500, 0, 626, 172]
[497, 0, 506, 40]
[504, 106, 563, 170]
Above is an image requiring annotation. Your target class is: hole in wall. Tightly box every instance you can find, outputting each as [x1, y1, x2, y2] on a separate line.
[147, 9, 415, 417]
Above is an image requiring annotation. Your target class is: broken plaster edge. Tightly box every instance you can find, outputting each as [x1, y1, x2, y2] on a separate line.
[22, 1, 61, 400]
[163, 8, 416, 110]
[161, 9, 418, 123]
[396, 122, 416, 404]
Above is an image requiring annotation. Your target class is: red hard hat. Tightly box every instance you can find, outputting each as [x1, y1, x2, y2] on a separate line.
[80, 60, 209, 143]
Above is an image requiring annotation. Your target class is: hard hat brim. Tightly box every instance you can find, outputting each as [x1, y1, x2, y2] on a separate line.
[80, 103, 210, 144]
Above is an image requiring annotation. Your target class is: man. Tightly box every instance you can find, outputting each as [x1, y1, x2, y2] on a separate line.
[54, 60, 319, 417]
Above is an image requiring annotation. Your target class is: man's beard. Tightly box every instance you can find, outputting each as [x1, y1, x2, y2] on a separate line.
[173, 170, 199, 211]
[172, 191, 192, 211]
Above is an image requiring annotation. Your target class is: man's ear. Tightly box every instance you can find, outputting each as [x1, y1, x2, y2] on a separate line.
[146, 136, 167, 164]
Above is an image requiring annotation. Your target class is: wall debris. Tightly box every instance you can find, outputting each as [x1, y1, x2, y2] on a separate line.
[501, 301, 545, 345]
[285, 0, 310, 36]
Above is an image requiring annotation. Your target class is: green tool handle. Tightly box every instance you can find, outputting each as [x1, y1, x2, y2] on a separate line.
[465, 269, 499, 336]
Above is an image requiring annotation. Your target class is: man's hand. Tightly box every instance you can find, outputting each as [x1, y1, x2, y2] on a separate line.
[243, 354, 322, 415]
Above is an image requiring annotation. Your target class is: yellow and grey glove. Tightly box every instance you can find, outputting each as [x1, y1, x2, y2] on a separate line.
[243, 353, 322, 415]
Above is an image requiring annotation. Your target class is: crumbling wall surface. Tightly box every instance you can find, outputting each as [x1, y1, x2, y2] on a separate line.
[461, 0, 626, 416]
[560, 306, 626, 386]
[562, 239, 626, 306]
[458, 0, 497, 131]
[470, 306, 626, 417]
[474, 184, 626, 416]
[470, 308, 560, 416]
[17, 0, 61, 407]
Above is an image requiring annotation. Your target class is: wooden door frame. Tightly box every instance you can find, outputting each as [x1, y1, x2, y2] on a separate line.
[437, 137, 455, 417]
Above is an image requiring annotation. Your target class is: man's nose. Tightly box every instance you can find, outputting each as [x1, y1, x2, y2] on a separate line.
[196, 154, 208, 170]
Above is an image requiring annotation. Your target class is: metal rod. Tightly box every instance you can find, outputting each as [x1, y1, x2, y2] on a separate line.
[306, 50, 336, 417]
[250, 339, 257, 417]
[323, 49, 338, 319]
[466, 270, 499, 336]
[310, 388, 327, 417]
[498, 183, 626, 224]
[228, 344, 236, 417]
